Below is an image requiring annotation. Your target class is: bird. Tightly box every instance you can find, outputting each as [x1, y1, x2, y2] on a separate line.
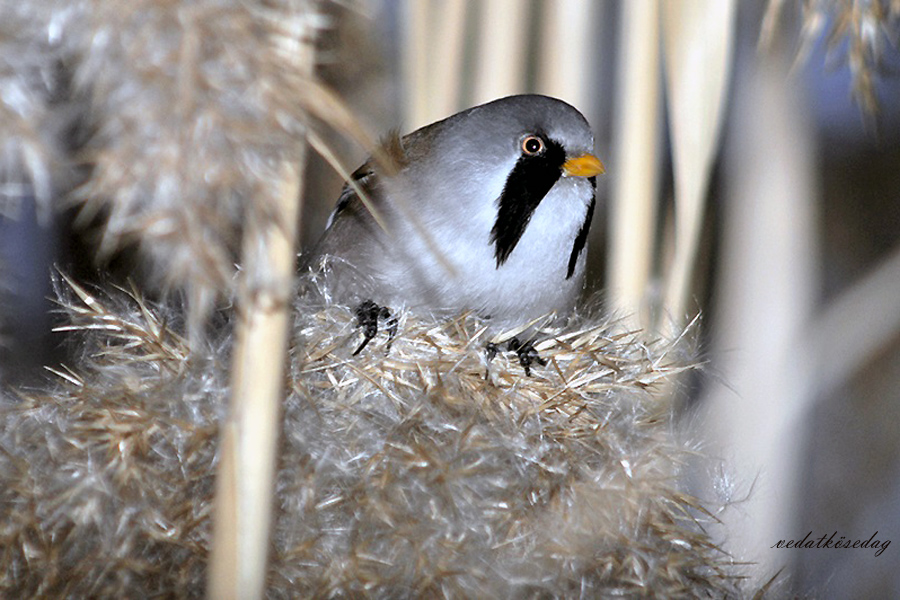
[303, 94, 604, 368]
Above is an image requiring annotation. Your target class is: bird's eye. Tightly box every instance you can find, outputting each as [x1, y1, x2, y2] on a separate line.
[521, 135, 544, 155]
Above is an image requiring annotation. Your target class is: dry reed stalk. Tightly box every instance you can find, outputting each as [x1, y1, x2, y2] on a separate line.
[608, 0, 662, 332]
[805, 242, 900, 399]
[471, 0, 530, 104]
[661, 0, 737, 330]
[536, 0, 600, 113]
[400, 0, 468, 138]
[401, 0, 432, 129]
[208, 164, 305, 600]
[428, 0, 468, 124]
[699, 50, 819, 585]
[751, 0, 900, 402]
[207, 21, 314, 600]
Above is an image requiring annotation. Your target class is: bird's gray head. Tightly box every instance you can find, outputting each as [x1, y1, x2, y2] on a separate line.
[400, 95, 603, 269]
[445, 94, 593, 152]
[408, 94, 596, 171]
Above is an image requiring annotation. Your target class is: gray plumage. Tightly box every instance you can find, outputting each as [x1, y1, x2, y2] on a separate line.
[304, 95, 602, 329]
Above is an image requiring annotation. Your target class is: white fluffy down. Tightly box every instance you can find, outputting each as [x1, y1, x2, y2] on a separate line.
[0, 276, 749, 597]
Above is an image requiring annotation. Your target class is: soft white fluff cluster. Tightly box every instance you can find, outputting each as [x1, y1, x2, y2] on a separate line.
[0, 277, 746, 597]
[1, 0, 323, 329]
[0, 2, 73, 220]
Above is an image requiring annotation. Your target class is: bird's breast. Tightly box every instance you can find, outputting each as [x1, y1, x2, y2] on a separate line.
[386, 177, 593, 322]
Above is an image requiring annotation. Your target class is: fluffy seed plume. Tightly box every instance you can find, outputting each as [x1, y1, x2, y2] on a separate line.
[762, 0, 900, 116]
[58, 0, 326, 330]
[0, 276, 751, 597]
[0, 1, 381, 336]
[0, 3, 72, 220]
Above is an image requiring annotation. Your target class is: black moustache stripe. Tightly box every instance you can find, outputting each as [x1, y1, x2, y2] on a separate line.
[567, 194, 595, 279]
[490, 138, 566, 266]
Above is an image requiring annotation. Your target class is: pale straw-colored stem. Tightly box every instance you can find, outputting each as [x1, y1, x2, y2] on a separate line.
[805, 241, 900, 399]
[660, 0, 737, 330]
[536, 0, 600, 114]
[207, 18, 313, 594]
[700, 52, 818, 585]
[429, 0, 468, 122]
[471, 0, 530, 104]
[208, 161, 303, 599]
[608, 0, 662, 331]
[402, 0, 433, 130]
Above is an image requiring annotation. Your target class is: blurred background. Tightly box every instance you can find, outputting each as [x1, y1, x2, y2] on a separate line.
[1, 0, 899, 596]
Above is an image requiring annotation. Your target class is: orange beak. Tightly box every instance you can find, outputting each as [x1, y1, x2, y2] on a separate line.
[562, 153, 605, 177]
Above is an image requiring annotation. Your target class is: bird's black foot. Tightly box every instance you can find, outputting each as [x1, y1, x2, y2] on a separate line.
[508, 337, 546, 376]
[485, 337, 546, 376]
[353, 300, 397, 355]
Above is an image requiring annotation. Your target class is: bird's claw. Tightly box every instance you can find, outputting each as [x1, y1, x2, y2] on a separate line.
[485, 336, 546, 377]
[353, 300, 397, 355]
[508, 337, 546, 376]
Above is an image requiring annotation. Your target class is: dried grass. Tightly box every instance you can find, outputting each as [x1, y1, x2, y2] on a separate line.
[0, 3, 74, 221]
[0, 276, 748, 597]
[0, 0, 372, 333]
